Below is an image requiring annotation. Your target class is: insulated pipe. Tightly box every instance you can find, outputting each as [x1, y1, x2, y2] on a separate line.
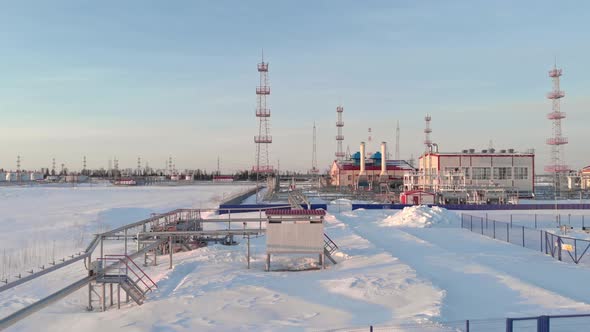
[359, 142, 366, 176]
[380, 142, 387, 177]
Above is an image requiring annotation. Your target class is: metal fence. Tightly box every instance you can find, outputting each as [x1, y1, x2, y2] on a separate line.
[463, 213, 590, 230]
[324, 314, 590, 331]
[461, 214, 590, 267]
[351, 203, 590, 211]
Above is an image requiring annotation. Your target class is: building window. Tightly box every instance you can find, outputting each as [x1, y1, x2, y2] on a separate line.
[472, 167, 491, 180]
[514, 167, 528, 180]
[462, 167, 471, 179]
[493, 167, 512, 180]
[444, 167, 461, 174]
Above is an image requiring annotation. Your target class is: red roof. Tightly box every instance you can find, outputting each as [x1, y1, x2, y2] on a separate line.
[402, 190, 435, 196]
[338, 165, 407, 171]
[265, 209, 326, 216]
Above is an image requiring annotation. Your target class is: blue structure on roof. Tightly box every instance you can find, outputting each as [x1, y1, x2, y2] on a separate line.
[371, 151, 382, 163]
[351, 151, 361, 165]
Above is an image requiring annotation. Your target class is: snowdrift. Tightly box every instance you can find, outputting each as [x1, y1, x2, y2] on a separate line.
[379, 206, 459, 228]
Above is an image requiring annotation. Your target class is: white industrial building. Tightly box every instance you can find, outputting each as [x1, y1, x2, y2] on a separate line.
[567, 166, 590, 190]
[403, 148, 535, 202]
[3, 171, 44, 182]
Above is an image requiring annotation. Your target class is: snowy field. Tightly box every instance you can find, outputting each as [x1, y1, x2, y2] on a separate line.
[0, 183, 253, 283]
[3, 193, 590, 331]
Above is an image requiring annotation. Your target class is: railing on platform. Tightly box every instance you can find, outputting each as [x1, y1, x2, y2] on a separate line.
[0, 205, 293, 329]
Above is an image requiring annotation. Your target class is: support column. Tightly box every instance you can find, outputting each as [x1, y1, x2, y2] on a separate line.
[247, 235, 251, 269]
[87, 283, 93, 311]
[117, 284, 121, 309]
[110, 284, 113, 307]
[169, 236, 173, 269]
[102, 284, 106, 312]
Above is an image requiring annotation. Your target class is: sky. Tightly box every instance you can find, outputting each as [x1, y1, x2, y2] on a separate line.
[1, 0, 589, 173]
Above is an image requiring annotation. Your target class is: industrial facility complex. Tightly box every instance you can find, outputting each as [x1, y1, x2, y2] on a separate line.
[0, 58, 587, 203]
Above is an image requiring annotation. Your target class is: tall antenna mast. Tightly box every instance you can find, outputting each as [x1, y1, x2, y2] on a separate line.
[16, 155, 21, 173]
[335, 105, 345, 160]
[83, 156, 87, 173]
[311, 122, 319, 174]
[395, 120, 400, 160]
[217, 156, 221, 175]
[545, 62, 568, 174]
[253, 50, 273, 174]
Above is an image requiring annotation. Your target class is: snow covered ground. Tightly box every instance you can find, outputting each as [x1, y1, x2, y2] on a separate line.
[0, 183, 253, 283]
[3, 194, 590, 331]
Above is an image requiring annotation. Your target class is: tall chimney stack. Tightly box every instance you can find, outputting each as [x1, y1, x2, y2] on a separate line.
[380, 142, 387, 177]
[359, 142, 366, 176]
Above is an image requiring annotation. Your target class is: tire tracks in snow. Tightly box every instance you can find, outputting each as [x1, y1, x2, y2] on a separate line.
[339, 213, 590, 321]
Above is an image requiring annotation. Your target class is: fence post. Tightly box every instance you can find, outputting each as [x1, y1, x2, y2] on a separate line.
[574, 238, 578, 263]
[370, 325, 373, 332]
[535, 214, 537, 229]
[493, 220, 496, 239]
[470, 217, 473, 232]
[510, 214, 513, 228]
[583, 215, 585, 229]
[461, 214, 464, 228]
[481, 218, 484, 235]
[558, 236, 562, 261]
[540, 230, 543, 252]
[522, 226, 525, 247]
[507, 224, 510, 243]
[505, 318, 513, 332]
[466, 319, 470, 332]
[540, 315, 550, 332]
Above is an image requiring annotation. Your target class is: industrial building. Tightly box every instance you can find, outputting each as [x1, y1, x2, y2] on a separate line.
[329, 142, 414, 188]
[567, 166, 590, 191]
[403, 148, 535, 202]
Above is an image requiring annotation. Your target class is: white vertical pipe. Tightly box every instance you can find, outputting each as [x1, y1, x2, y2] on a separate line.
[380, 142, 387, 177]
[359, 142, 366, 176]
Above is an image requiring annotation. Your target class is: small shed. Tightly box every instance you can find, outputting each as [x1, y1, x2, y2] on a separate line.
[265, 209, 326, 271]
[400, 190, 435, 205]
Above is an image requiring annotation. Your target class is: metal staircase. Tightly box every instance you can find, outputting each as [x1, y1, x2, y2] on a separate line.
[96, 254, 158, 306]
[323, 233, 339, 264]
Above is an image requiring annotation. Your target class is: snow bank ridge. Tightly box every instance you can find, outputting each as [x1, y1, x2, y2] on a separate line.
[379, 206, 458, 228]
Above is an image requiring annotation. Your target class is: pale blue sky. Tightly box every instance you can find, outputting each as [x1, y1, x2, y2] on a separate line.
[1, 1, 589, 172]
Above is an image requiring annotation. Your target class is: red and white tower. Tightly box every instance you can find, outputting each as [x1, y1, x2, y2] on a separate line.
[545, 64, 568, 173]
[253, 52, 273, 173]
[335, 105, 345, 160]
[424, 114, 432, 151]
